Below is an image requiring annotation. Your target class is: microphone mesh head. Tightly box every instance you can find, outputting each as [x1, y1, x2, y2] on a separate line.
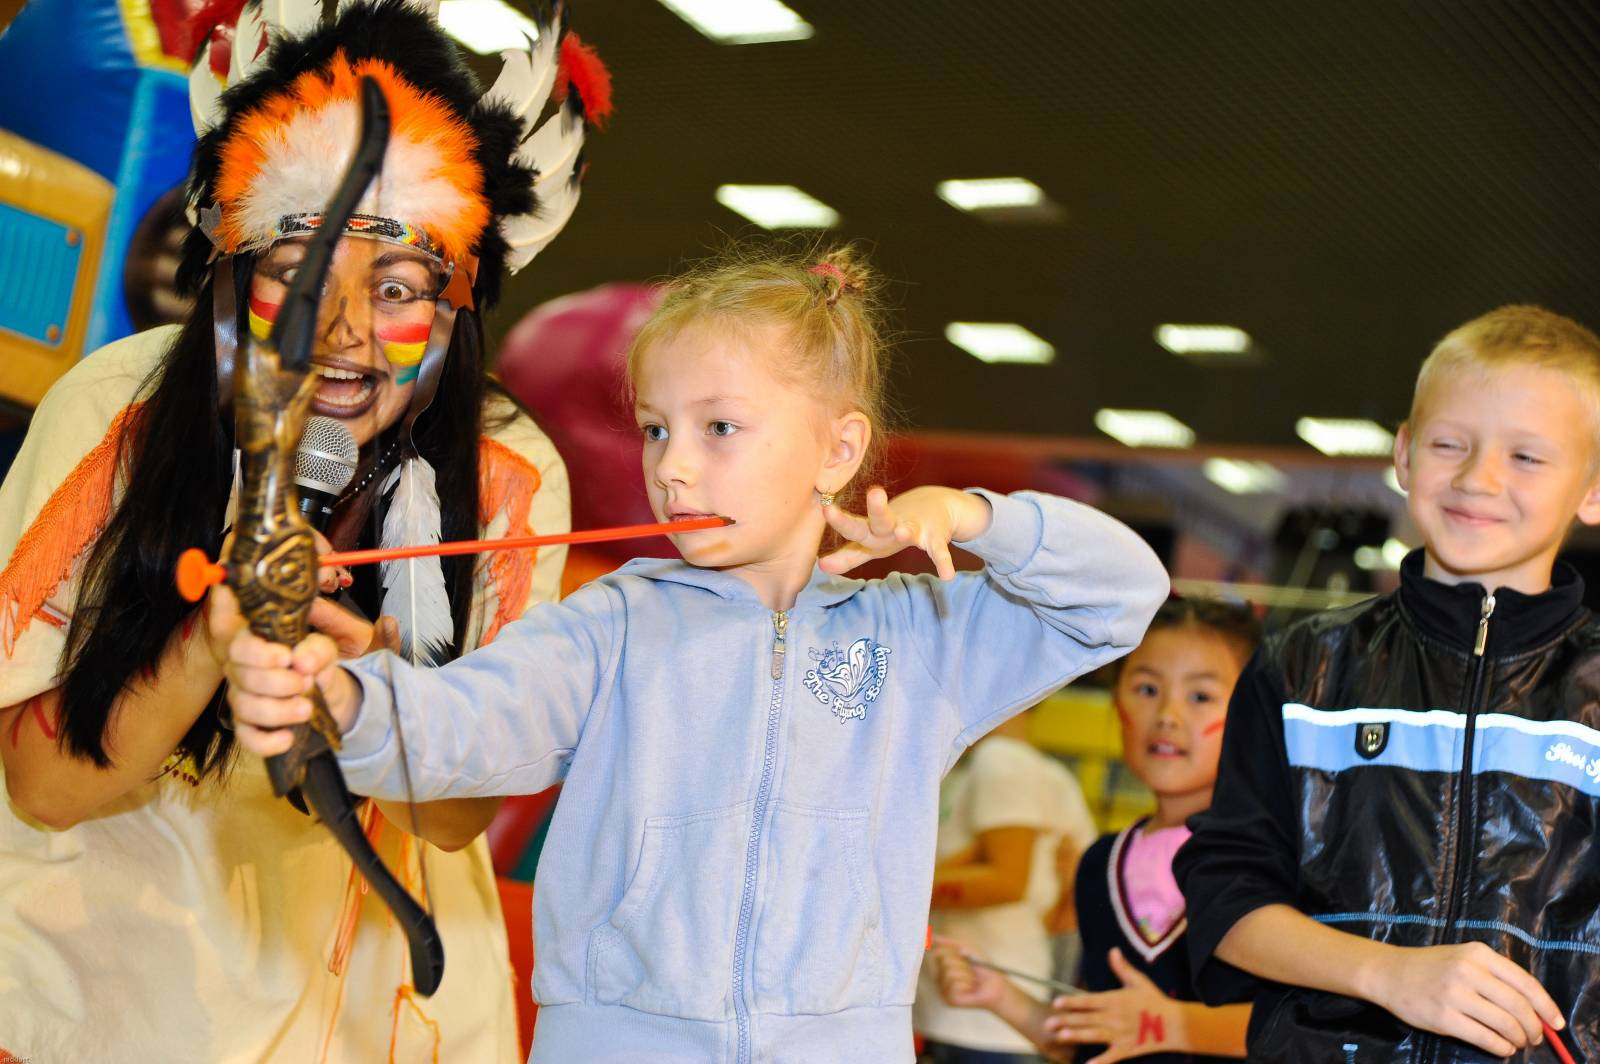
[295, 416, 360, 495]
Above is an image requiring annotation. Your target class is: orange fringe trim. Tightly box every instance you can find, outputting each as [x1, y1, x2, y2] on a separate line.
[0, 403, 144, 657]
[478, 437, 543, 646]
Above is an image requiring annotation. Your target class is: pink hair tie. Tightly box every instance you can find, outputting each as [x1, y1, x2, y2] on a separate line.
[807, 261, 855, 306]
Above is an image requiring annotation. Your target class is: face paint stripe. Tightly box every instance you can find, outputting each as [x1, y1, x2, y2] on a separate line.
[375, 321, 434, 344]
[381, 339, 428, 367]
[247, 295, 280, 342]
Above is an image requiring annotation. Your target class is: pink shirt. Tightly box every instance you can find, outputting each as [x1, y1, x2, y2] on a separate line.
[1124, 823, 1191, 941]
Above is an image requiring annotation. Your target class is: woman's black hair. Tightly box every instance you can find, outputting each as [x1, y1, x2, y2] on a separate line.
[58, 271, 487, 778]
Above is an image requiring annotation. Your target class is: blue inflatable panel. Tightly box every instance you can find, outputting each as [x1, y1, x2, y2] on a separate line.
[0, 203, 82, 346]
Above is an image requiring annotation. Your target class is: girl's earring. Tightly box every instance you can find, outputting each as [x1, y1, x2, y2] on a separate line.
[817, 488, 837, 508]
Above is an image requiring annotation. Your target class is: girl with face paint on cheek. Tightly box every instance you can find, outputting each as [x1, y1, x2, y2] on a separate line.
[935, 599, 1263, 1064]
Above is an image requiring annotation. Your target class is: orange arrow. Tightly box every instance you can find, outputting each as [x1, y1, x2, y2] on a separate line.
[175, 515, 732, 602]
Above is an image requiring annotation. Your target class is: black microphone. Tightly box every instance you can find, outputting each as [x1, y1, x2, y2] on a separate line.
[294, 415, 359, 531]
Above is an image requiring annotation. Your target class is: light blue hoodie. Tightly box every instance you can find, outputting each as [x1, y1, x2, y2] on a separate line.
[337, 490, 1168, 1063]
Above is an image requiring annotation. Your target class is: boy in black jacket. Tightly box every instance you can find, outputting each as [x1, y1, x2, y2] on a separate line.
[1174, 305, 1600, 1063]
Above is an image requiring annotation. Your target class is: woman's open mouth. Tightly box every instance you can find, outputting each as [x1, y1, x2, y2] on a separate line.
[311, 362, 381, 419]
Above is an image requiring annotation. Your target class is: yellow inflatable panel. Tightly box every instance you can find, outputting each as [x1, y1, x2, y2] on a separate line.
[0, 129, 114, 410]
[1031, 686, 1155, 833]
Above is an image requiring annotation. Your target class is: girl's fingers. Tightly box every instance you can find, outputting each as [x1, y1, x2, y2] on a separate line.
[228, 690, 312, 730]
[822, 502, 868, 542]
[864, 487, 894, 537]
[227, 663, 312, 698]
[1048, 1023, 1111, 1045]
[289, 634, 338, 676]
[818, 544, 874, 575]
[227, 630, 292, 669]
[235, 721, 299, 757]
[930, 539, 956, 581]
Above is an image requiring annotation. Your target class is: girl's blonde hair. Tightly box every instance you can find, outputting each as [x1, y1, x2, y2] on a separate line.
[626, 240, 895, 501]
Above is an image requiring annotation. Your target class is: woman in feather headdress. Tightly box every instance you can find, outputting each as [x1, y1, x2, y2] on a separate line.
[0, 2, 609, 1060]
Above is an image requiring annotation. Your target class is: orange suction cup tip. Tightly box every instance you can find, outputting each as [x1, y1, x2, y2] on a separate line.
[176, 548, 226, 602]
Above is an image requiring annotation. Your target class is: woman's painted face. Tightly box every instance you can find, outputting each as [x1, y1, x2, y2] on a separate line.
[249, 235, 442, 446]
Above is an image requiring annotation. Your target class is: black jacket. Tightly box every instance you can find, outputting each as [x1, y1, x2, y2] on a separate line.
[1174, 552, 1600, 1063]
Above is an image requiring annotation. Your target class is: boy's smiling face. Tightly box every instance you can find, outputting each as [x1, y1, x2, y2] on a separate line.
[1396, 361, 1600, 594]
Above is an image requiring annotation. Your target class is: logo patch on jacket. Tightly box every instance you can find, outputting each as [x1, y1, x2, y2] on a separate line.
[1355, 722, 1389, 759]
[803, 637, 891, 723]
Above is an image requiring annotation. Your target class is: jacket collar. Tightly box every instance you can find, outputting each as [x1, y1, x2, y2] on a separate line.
[1396, 548, 1587, 657]
[612, 557, 865, 610]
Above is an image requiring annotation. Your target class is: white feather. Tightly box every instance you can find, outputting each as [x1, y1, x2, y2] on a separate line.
[502, 170, 580, 248]
[379, 457, 453, 665]
[189, 41, 226, 135]
[262, 0, 322, 38]
[481, 22, 559, 136]
[230, 1, 270, 85]
[513, 105, 584, 186]
[501, 183, 581, 272]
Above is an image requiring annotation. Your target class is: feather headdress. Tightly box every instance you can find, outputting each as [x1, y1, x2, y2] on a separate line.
[183, 0, 609, 306]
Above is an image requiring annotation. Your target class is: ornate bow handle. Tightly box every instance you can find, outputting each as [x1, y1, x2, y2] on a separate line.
[225, 76, 445, 996]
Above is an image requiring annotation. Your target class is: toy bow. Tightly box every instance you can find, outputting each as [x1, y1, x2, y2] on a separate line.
[223, 76, 445, 996]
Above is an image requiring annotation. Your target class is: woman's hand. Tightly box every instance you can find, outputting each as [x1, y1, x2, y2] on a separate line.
[819, 486, 992, 579]
[1044, 948, 1178, 1063]
[208, 586, 362, 756]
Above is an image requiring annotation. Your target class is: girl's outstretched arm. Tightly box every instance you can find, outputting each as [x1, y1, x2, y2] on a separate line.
[825, 486, 1168, 751]
[218, 576, 620, 803]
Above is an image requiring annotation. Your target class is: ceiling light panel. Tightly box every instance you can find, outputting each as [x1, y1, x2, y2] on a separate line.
[1095, 409, 1196, 449]
[944, 323, 1055, 365]
[1203, 458, 1286, 494]
[936, 178, 1045, 212]
[656, 0, 814, 44]
[1295, 417, 1395, 457]
[715, 184, 838, 229]
[1155, 324, 1253, 357]
[438, 0, 542, 55]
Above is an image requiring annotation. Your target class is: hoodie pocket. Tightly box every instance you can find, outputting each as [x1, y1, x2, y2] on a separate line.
[587, 801, 751, 1021]
[752, 802, 886, 1014]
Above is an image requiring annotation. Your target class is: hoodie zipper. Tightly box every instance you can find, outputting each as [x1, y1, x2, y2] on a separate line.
[732, 610, 787, 1063]
[1422, 591, 1495, 1064]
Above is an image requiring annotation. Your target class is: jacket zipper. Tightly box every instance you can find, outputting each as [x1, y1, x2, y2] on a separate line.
[732, 610, 787, 1064]
[1422, 591, 1495, 1064]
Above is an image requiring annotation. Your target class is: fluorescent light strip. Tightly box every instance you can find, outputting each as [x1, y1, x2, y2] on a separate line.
[438, 0, 542, 55]
[936, 178, 1045, 212]
[1095, 408, 1196, 449]
[1295, 417, 1395, 457]
[656, 0, 815, 44]
[1155, 324, 1253, 356]
[944, 323, 1055, 365]
[1355, 537, 1412, 572]
[1203, 458, 1286, 495]
[715, 184, 838, 229]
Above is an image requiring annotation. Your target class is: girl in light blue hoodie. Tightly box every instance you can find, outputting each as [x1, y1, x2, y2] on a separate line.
[219, 244, 1170, 1064]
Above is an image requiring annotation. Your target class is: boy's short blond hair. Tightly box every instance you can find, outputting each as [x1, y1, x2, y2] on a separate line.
[1411, 306, 1600, 441]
